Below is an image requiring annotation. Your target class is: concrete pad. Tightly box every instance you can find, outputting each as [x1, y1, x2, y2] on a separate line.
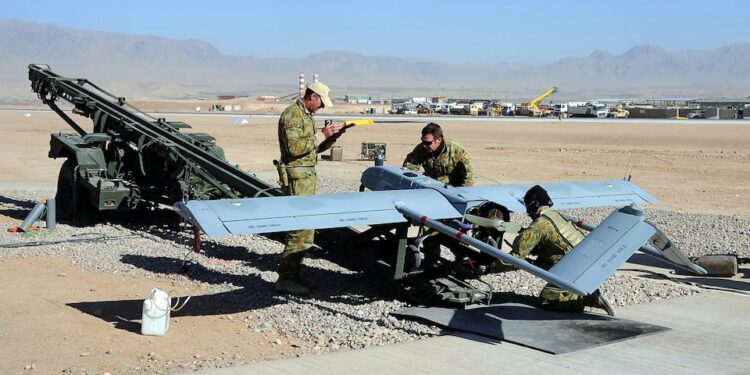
[190, 291, 750, 375]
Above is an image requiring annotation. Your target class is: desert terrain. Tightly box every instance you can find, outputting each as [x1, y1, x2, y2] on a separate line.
[1, 107, 749, 374]
[3, 108, 749, 217]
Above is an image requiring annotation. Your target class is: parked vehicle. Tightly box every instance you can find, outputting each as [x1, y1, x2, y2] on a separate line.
[568, 102, 608, 118]
[553, 103, 568, 118]
[688, 109, 706, 119]
[390, 102, 418, 115]
[449, 102, 470, 115]
[517, 87, 558, 117]
[608, 105, 630, 118]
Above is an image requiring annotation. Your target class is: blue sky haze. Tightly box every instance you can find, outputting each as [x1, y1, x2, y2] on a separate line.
[2, 0, 748, 64]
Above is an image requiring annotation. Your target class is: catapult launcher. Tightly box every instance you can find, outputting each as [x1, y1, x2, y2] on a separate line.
[28, 63, 279, 220]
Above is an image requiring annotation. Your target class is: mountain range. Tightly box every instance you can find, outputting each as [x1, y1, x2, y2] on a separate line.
[1, 18, 748, 103]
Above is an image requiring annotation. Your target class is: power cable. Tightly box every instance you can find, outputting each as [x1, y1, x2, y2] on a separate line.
[0, 232, 140, 249]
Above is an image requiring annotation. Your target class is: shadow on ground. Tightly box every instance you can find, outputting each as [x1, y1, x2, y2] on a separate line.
[625, 253, 750, 293]
[69, 242, 394, 334]
[393, 292, 666, 354]
[0, 195, 39, 221]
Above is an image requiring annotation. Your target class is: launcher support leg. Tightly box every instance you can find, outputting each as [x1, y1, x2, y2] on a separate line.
[561, 213, 707, 275]
[392, 223, 409, 280]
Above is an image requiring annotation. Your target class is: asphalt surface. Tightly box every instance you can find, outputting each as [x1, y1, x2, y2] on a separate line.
[2, 108, 748, 125]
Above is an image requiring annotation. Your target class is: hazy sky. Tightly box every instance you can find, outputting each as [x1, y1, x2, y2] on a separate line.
[4, 0, 747, 64]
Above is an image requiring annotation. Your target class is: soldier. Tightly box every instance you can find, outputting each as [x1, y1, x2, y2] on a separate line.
[403, 122, 474, 267]
[499, 185, 616, 316]
[275, 81, 344, 295]
[402, 122, 474, 187]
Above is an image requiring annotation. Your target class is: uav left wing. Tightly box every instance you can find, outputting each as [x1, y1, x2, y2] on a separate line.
[175, 189, 461, 237]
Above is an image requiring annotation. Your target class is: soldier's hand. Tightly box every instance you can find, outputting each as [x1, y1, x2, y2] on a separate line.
[330, 125, 347, 141]
[322, 122, 344, 139]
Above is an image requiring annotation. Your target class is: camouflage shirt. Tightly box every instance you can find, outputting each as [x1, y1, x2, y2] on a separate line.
[511, 208, 585, 270]
[402, 137, 474, 186]
[278, 100, 318, 167]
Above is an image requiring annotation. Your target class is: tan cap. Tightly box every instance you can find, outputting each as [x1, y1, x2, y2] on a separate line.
[307, 81, 333, 108]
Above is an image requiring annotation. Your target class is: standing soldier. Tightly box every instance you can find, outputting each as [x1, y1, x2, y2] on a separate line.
[402, 122, 473, 187]
[497, 185, 616, 316]
[275, 81, 344, 295]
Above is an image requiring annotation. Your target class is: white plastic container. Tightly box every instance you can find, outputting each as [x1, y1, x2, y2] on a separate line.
[141, 288, 171, 336]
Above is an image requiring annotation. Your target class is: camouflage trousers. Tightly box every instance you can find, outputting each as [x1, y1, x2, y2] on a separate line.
[538, 283, 585, 312]
[277, 172, 317, 280]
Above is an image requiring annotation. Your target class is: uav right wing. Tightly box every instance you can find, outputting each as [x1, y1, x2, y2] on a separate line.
[464, 179, 656, 212]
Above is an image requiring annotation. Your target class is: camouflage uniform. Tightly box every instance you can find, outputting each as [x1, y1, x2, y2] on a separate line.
[511, 208, 587, 311]
[402, 138, 474, 187]
[276, 100, 325, 280]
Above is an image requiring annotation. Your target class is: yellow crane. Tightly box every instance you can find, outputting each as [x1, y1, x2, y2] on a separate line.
[518, 86, 558, 117]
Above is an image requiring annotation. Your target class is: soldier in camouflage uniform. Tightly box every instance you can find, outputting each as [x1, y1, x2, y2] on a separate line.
[402, 122, 474, 266]
[402, 122, 474, 187]
[275, 81, 344, 295]
[503, 185, 616, 316]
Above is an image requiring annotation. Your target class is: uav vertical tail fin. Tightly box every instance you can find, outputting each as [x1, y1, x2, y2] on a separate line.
[548, 206, 656, 294]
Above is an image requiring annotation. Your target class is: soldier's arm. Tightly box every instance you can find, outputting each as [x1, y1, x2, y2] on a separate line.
[491, 222, 546, 273]
[451, 147, 474, 187]
[402, 145, 424, 172]
[460, 149, 474, 186]
[511, 220, 546, 260]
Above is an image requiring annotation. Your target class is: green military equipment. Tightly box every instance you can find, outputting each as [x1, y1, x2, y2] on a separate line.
[28, 64, 281, 220]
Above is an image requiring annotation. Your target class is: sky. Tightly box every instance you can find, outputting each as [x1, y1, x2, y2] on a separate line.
[3, 0, 748, 65]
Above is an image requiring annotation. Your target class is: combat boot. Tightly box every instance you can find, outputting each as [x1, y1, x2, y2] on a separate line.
[586, 290, 616, 317]
[275, 277, 311, 296]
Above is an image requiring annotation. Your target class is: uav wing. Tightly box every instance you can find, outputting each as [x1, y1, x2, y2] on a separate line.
[464, 180, 656, 212]
[359, 166, 655, 214]
[174, 189, 461, 237]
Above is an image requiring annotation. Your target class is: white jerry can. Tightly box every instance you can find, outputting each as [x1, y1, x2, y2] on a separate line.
[141, 288, 171, 336]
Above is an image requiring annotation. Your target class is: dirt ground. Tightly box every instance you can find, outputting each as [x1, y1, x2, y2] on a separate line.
[3, 110, 749, 217]
[0, 257, 296, 374]
[1, 109, 749, 374]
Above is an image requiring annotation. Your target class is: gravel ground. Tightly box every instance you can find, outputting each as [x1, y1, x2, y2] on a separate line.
[2, 175, 749, 359]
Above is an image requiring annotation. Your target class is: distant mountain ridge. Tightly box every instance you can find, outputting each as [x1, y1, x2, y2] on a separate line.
[1, 18, 748, 103]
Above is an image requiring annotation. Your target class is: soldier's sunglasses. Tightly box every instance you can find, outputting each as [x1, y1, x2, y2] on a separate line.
[421, 139, 436, 146]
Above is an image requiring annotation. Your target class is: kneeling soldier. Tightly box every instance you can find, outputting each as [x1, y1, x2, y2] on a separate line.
[495, 185, 616, 316]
